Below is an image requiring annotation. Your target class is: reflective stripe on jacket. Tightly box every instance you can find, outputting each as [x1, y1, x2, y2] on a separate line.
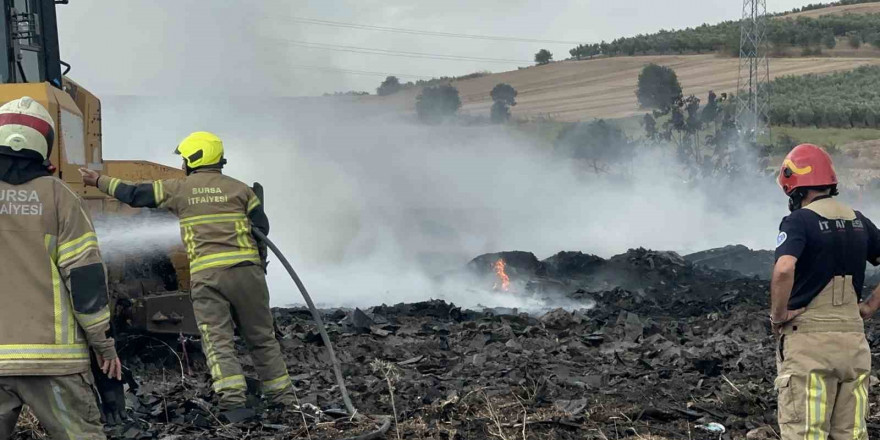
[97, 169, 267, 278]
[0, 177, 112, 376]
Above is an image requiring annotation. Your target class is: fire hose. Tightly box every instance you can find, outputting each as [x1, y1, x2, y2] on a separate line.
[252, 228, 391, 440]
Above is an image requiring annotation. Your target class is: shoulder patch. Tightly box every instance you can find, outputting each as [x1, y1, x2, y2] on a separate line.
[776, 232, 788, 248]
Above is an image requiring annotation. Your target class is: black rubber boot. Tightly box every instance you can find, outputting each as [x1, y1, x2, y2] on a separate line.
[219, 407, 257, 424]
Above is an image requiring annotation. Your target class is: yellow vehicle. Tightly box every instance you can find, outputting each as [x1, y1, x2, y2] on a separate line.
[2, 0, 197, 334]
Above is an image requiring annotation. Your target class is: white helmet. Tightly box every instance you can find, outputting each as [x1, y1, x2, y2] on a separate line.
[0, 96, 55, 160]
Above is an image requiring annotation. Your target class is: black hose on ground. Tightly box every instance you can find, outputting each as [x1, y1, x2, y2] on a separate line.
[340, 416, 392, 440]
[254, 231, 393, 440]
[252, 228, 357, 416]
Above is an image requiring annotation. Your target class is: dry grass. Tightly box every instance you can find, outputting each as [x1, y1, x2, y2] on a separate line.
[370, 359, 402, 440]
[785, 2, 880, 19]
[14, 405, 46, 439]
[832, 139, 880, 186]
[373, 55, 880, 122]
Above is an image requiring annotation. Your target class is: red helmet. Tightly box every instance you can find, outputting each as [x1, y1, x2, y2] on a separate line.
[777, 144, 837, 195]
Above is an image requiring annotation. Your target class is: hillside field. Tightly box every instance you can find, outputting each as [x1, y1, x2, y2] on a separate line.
[786, 2, 880, 18]
[375, 55, 880, 122]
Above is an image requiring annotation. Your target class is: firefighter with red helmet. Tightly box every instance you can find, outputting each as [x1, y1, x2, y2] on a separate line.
[773, 144, 880, 439]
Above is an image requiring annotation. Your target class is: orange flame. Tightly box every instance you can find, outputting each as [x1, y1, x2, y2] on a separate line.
[493, 258, 510, 291]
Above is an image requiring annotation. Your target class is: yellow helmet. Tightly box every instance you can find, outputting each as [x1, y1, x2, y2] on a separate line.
[174, 131, 224, 169]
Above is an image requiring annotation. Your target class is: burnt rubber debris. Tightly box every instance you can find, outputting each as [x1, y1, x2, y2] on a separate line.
[13, 246, 880, 439]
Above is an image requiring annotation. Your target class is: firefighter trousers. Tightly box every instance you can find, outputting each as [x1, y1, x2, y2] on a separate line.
[191, 264, 295, 410]
[776, 276, 872, 440]
[0, 372, 105, 440]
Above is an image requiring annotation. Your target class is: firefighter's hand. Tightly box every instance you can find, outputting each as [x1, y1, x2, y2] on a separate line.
[78, 168, 100, 187]
[96, 353, 123, 381]
[860, 302, 878, 320]
[771, 308, 805, 335]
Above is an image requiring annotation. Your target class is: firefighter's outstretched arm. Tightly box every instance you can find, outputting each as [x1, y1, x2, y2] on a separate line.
[79, 167, 163, 208]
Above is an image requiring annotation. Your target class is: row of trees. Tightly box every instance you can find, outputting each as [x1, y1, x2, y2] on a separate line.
[768, 65, 880, 127]
[768, 14, 880, 54]
[376, 72, 491, 96]
[568, 11, 880, 59]
[634, 62, 880, 130]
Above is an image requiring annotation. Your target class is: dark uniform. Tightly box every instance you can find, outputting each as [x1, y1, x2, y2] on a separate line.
[775, 196, 880, 439]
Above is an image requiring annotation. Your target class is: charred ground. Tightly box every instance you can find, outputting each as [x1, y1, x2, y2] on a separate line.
[13, 246, 880, 439]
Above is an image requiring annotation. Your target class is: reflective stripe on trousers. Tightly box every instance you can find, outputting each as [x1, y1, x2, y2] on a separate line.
[262, 374, 292, 394]
[776, 276, 871, 440]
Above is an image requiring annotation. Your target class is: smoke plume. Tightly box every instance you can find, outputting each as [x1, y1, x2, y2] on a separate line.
[97, 96, 837, 309]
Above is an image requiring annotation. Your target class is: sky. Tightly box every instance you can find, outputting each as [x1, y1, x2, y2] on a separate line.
[57, 0, 818, 98]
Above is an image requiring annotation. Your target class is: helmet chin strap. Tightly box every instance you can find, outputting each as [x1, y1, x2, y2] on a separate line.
[788, 188, 835, 212]
[788, 189, 806, 212]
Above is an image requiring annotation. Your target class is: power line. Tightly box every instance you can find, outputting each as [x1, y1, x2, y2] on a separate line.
[288, 65, 432, 79]
[274, 39, 531, 64]
[287, 16, 581, 45]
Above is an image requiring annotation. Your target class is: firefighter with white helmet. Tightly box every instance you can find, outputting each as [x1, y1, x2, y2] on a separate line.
[0, 96, 119, 439]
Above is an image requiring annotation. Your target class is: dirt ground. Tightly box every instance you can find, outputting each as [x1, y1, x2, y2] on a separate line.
[12, 247, 880, 440]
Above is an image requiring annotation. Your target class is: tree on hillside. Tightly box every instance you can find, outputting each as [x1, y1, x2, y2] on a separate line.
[849, 33, 863, 48]
[684, 95, 702, 134]
[701, 90, 719, 129]
[416, 84, 462, 123]
[677, 95, 703, 162]
[871, 33, 880, 49]
[641, 113, 658, 140]
[556, 120, 632, 173]
[535, 49, 553, 65]
[377, 76, 403, 96]
[636, 64, 683, 113]
[489, 83, 518, 123]
[822, 32, 837, 49]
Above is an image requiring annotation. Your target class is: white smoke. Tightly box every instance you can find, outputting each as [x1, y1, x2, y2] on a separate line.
[99, 96, 855, 309]
[93, 212, 181, 258]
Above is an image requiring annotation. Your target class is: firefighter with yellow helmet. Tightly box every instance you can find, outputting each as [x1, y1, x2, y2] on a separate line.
[0, 97, 120, 439]
[773, 144, 880, 439]
[80, 132, 296, 419]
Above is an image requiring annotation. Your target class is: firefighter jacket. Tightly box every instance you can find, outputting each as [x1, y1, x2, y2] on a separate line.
[96, 168, 269, 279]
[0, 177, 115, 376]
